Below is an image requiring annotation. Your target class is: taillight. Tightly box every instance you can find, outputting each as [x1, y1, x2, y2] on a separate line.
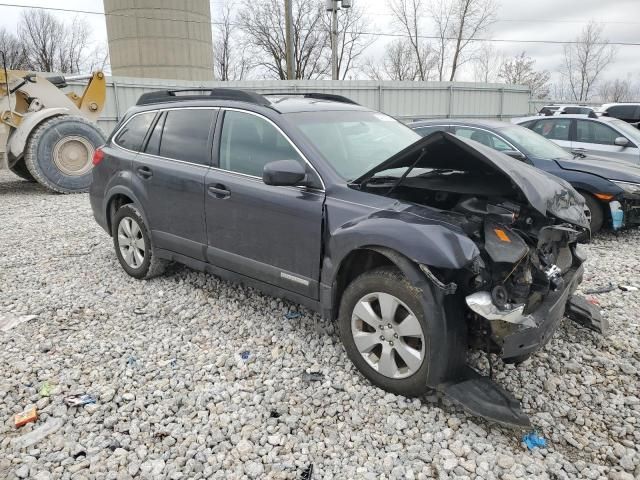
[92, 147, 105, 166]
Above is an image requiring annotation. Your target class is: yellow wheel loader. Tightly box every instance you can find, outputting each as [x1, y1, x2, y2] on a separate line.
[0, 70, 107, 193]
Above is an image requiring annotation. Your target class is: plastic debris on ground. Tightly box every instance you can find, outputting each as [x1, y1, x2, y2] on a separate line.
[619, 285, 639, 292]
[240, 351, 250, 360]
[0, 314, 37, 332]
[285, 311, 301, 320]
[522, 431, 547, 450]
[14, 407, 38, 427]
[39, 382, 52, 397]
[300, 464, 314, 480]
[12, 417, 64, 449]
[583, 284, 616, 295]
[302, 372, 324, 382]
[64, 394, 97, 407]
[586, 296, 600, 306]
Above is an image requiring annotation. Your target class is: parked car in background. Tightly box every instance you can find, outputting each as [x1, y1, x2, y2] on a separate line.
[513, 114, 640, 165]
[538, 105, 597, 117]
[597, 103, 640, 126]
[410, 119, 640, 234]
[90, 89, 602, 427]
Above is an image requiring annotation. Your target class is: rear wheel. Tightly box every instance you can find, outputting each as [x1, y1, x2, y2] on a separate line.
[8, 158, 36, 182]
[338, 267, 432, 397]
[581, 192, 604, 235]
[24, 115, 105, 193]
[112, 205, 167, 279]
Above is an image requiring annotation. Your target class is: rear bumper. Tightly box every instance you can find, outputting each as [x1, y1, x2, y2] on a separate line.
[499, 263, 583, 360]
[89, 190, 110, 235]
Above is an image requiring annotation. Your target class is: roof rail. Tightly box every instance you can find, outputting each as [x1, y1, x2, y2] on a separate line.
[136, 88, 271, 107]
[264, 92, 359, 105]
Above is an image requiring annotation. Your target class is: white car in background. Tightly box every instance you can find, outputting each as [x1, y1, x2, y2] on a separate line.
[513, 114, 640, 164]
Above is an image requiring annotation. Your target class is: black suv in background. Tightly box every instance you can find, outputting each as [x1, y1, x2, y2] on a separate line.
[598, 103, 640, 127]
[90, 89, 604, 426]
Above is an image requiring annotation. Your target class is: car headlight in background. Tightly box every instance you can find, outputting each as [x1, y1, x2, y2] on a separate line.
[611, 180, 640, 195]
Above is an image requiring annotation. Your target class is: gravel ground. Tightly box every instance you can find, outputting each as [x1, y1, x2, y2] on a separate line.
[0, 169, 639, 480]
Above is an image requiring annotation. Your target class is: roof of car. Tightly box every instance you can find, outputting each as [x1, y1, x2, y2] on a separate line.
[410, 118, 512, 129]
[132, 89, 369, 115]
[513, 114, 620, 123]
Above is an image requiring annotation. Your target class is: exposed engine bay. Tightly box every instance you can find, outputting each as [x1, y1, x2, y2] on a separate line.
[354, 132, 606, 427]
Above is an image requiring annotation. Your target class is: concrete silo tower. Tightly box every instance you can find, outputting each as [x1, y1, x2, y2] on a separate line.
[103, 0, 214, 81]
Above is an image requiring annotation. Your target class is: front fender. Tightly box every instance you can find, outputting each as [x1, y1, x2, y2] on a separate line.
[327, 216, 479, 279]
[8, 108, 71, 158]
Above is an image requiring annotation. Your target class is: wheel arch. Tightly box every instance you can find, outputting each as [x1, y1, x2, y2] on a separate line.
[104, 186, 146, 236]
[326, 246, 436, 322]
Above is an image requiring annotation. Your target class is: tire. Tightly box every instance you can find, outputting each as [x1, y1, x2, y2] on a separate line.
[24, 115, 105, 194]
[111, 204, 167, 280]
[581, 192, 604, 235]
[338, 266, 434, 397]
[8, 158, 36, 182]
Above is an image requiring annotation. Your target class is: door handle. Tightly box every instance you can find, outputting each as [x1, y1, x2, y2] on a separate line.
[136, 166, 153, 179]
[208, 184, 230, 199]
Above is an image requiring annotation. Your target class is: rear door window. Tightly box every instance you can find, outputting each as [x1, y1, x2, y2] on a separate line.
[576, 120, 619, 145]
[531, 119, 571, 141]
[607, 105, 636, 119]
[114, 112, 156, 151]
[159, 109, 216, 165]
[144, 113, 165, 156]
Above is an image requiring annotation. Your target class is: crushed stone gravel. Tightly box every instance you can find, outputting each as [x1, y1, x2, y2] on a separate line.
[0, 170, 639, 479]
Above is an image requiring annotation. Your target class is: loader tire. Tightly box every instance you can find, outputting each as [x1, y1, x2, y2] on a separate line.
[8, 158, 36, 182]
[24, 115, 105, 194]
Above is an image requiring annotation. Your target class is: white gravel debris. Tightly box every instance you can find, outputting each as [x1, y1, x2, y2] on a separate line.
[1, 170, 639, 479]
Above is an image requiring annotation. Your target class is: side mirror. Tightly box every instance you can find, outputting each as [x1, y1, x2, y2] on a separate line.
[503, 150, 527, 161]
[263, 160, 307, 186]
[614, 136, 629, 147]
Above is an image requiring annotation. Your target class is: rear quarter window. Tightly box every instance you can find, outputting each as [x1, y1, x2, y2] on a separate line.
[114, 112, 156, 151]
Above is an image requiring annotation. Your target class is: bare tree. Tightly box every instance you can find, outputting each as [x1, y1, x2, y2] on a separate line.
[598, 78, 637, 103]
[239, 0, 329, 80]
[321, 3, 374, 80]
[214, 5, 249, 80]
[561, 21, 616, 101]
[499, 52, 550, 98]
[0, 28, 29, 69]
[388, 0, 437, 80]
[18, 9, 101, 73]
[472, 43, 501, 83]
[447, 0, 497, 81]
[363, 39, 418, 80]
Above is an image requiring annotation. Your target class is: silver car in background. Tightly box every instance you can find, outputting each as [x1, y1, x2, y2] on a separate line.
[513, 114, 640, 165]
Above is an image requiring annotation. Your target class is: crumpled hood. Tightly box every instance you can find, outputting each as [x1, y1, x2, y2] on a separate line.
[555, 155, 640, 183]
[355, 131, 589, 228]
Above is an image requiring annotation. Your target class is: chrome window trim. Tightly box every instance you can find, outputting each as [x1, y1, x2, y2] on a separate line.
[219, 107, 326, 191]
[111, 106, 220, 159]
[111, 106, 326, 193]
[450, 125, 522, 154]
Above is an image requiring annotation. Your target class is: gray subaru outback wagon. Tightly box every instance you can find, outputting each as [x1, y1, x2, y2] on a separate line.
[90, 89, 605, 426]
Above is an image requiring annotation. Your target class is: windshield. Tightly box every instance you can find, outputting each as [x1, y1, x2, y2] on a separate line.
[498, 125, 572, 160]
[609, 118, 640, 143]
[286, 111, 420, 180]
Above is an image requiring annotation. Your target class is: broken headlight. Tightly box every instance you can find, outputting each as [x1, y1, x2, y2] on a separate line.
[611, 180, 640, 196]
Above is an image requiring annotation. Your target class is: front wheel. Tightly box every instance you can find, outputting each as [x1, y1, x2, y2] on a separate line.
[338, 267, 432, 397]
[112, 205, 166, 279]
[581, 192, 604, 235]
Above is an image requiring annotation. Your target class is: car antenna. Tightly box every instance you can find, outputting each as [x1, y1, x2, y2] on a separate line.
[384, 147, 428, 197]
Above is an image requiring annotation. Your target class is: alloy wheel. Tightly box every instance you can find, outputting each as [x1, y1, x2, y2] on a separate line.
[117, 217, 146, 269]
[351, 292, 425, 379]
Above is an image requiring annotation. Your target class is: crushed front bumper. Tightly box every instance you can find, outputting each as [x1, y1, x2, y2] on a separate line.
[467, 262, 605, 362]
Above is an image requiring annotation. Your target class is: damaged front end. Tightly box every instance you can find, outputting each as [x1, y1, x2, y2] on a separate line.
[355, 132, 608, 427]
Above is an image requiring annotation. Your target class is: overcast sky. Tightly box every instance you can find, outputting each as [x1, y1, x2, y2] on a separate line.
[0, 0, 638, 84]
